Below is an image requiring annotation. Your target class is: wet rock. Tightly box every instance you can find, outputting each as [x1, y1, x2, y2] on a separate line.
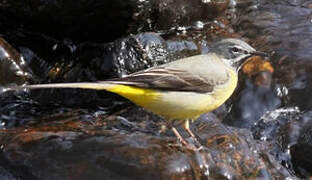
[0, 166, 16, 180]
[7, 32, 200, 83]
[234, 0, 312, 57]
[252, 108, 312, 178]
[252, 107, 301, 166]
[290, 111, 312, 177]
[3, 32, 170, 84]
[233, 0, 312, 111]
[0, 37, 33, 87]
[155, 0, 230, 30]
[222, 0, 312, 131]
[252, 107, 301, 145]
[250, 107, 312, 178]
[275, 62, 312, 111]
[0, 111, 296, 180]
[3, 32, 75, 80]
[0, 0, 139, 43]
[224, 75, 280, 128]
[0, 0, 230, 43]
[0, 0, 308, 179]
[72, 32, 170, 81]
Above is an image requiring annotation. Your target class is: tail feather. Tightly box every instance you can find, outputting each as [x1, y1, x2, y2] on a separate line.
[25, 82, 112, 90]
[2, 81, 150, 99]
[1, 82, 114, 93]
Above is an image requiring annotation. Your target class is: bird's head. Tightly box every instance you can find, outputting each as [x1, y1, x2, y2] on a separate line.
[210, 38, 268, 71]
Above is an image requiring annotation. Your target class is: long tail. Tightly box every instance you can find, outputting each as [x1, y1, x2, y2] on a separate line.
[25, 82, 113, 90]
[3, 82, 158, 113]
[4, 82, 152, 103]
[3, 82, 115, 92]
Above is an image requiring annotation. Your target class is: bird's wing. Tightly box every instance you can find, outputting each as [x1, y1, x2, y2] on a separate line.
[103, 66, 216, 93]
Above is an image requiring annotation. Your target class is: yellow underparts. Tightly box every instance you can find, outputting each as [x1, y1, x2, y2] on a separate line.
[105, 84, 160, 107]
[104, 69, 238, 121]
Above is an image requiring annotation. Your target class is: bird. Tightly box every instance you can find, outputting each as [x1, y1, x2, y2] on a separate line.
[9, 38, 268, 149]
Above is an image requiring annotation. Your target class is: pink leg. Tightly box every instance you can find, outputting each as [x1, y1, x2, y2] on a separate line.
[171, 127, 196, 150]
[184, 120, 202, 149]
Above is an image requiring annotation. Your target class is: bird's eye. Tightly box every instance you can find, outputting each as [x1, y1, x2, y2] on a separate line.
[231, 47, 240, 53]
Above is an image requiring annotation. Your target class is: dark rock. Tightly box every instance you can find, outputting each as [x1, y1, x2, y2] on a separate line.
[239, 1, 312, 59]
[0, 166, 16, 180]
[3, 33, 75, 80]
[224, 78, 281, 128]
[0, 0, 139, 43]
[233, 0, 312, 111]
[250, 107, 312, 178]
[0, 0, 230, 43]
[6, 32, 200, 83]
[275, 62, 312, 111]
[154, 0, 230, 30]
[0, 111, 296, 180]
[251, 107, 301, 167]
[72, 32, 170, 81]
[0, 0, 308, 179]
[291, 111, 312, 177]
[0, 37, 33, 86]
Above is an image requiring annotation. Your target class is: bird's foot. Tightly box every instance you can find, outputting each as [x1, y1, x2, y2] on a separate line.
[171, 127, 202, 151]
[183, 120, 203, 149]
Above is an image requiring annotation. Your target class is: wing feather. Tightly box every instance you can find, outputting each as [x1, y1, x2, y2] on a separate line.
[102, 67, 216, 93]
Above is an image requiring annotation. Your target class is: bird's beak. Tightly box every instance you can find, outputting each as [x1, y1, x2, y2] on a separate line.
[250, 51, 269, 57]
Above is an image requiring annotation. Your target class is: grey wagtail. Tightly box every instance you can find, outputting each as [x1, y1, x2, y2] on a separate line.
[9, 38, 267, 148]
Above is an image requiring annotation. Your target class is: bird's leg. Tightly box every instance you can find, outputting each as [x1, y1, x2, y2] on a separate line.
[184, 120, 196, 139]
[171, 127, 196, 150]
[184, 120, 202, 147]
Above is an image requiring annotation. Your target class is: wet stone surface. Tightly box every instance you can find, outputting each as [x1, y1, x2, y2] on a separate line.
[0, 113, 295, 180]
[0, 0, 311, 179]
[0, 38, 33, 87]
[290, 111, 312, 177]
[233, 1, 312, 177]
[0, 0, 229, 43]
